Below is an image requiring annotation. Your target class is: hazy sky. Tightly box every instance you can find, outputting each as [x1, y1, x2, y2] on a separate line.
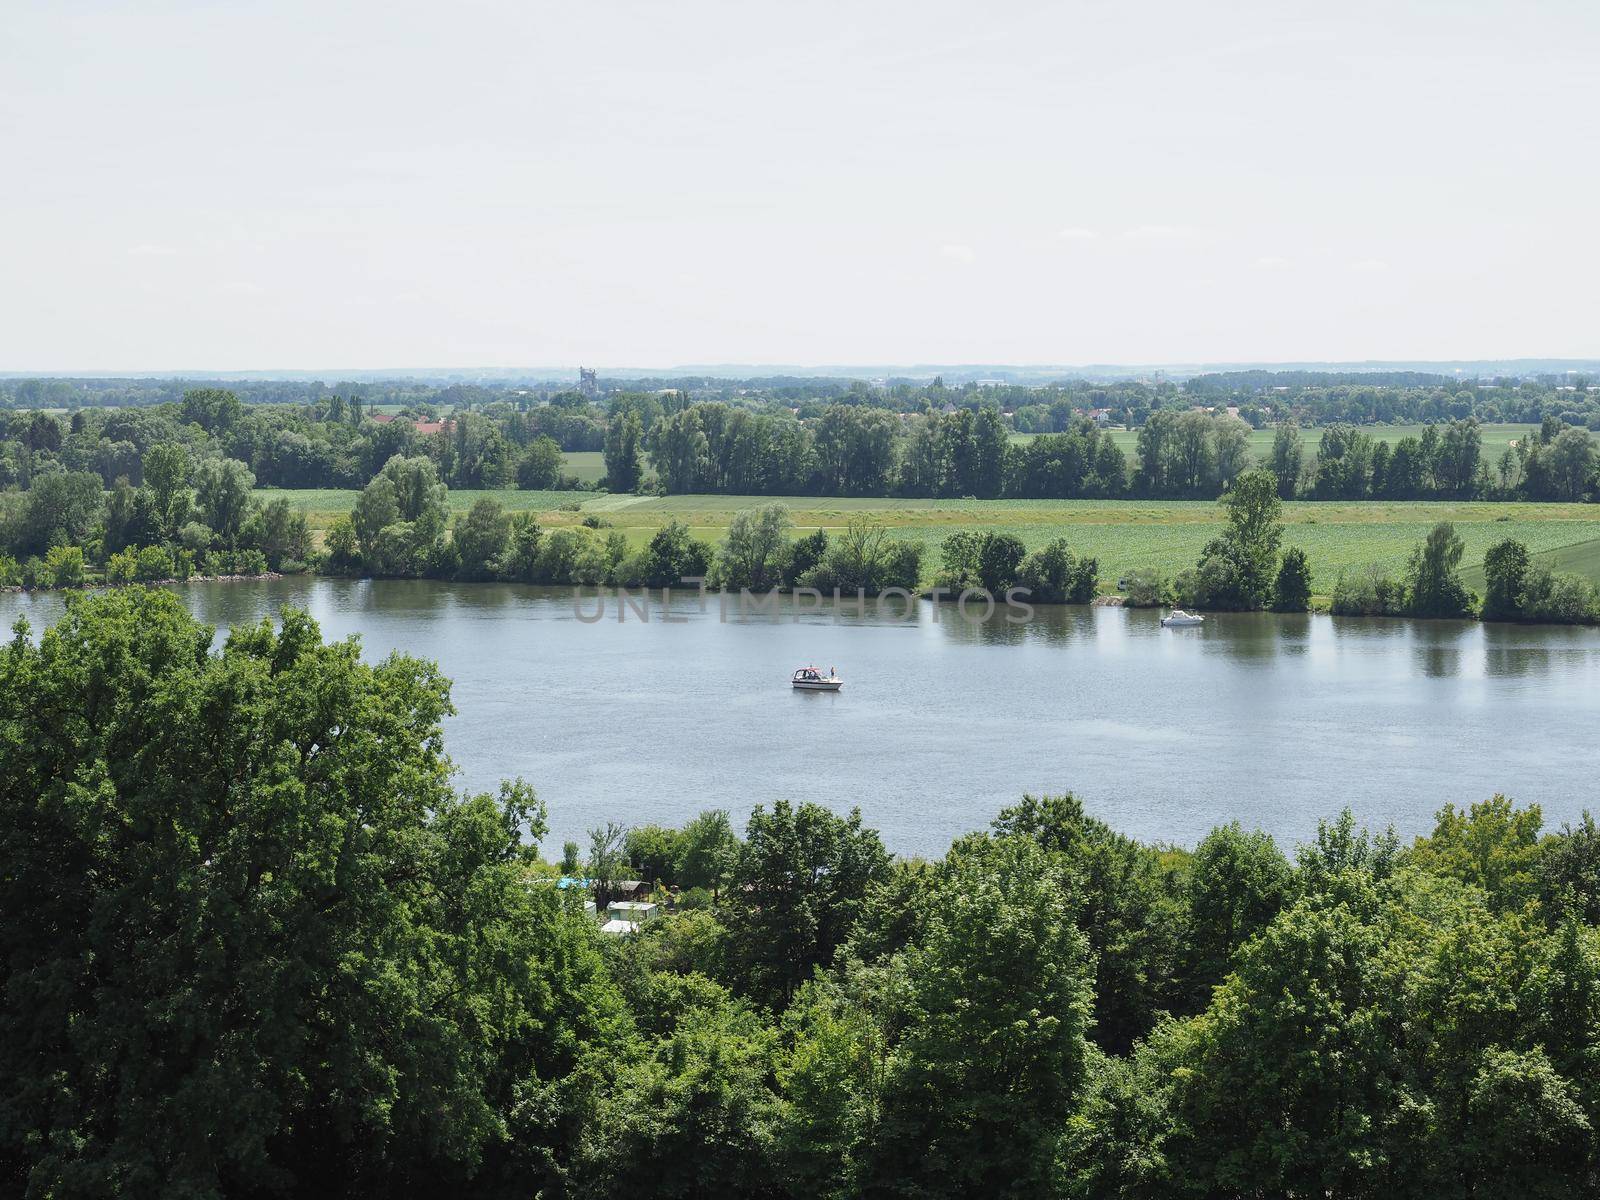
[3, 0, 1597, 371]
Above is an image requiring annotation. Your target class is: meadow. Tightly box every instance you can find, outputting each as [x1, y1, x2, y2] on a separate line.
[256, 487, 1600, 594]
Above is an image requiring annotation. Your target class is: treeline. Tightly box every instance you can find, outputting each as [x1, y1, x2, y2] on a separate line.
[0, 441, 310, 588]
[3, 588, 1598, 1198]
[326, 460, 929, 595]
[620, 402, 1599, 502]
[0, 390, 599, 494]
[8, 384, 1600, 504]
[1266, 417, 1596, 503]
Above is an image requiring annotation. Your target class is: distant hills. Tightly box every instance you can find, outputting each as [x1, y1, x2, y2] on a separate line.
[2, 359, 1598, 385]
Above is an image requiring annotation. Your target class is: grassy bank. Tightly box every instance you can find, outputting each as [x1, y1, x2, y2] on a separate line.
[255, 487, 1600, 594]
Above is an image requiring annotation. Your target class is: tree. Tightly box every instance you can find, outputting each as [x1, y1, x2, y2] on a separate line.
[1272, 545, 1313, 611]
[517, 435, 565, 490]
[1185, 468, 1283, 610]
[1269, 424, 1304, 499]
[863, 836, 1095, 1198]
[1407, 521, 1473, 617]
[193, 456, 256, 543]
[1482, 537, 1532, 621]
[453, 497, 512, 580]
[18, 470, 104, 555]
[637, 520, 711, 588]
[587, 821, 630, 905]
[603, 411, 643, 492]
[678, 809, 739, 898]
[180, 387, 242, 433]
[719, 503, 792, 591]
[142, 442, 193, 540]
[0, 589, 623, 1198]
[1178, 822, 1291, 999]
[724, 801, 891, 1006]
[1017, 538, 1098, 604]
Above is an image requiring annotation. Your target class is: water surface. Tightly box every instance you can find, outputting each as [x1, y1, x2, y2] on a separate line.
[5, 580, 1596, 857]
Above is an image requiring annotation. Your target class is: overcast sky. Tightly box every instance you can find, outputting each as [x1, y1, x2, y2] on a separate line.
[2, 0, 1596, 371]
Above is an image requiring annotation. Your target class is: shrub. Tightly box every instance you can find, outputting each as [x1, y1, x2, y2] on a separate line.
[1121, 569, 1168, 608]
[134, 545, 176, 582]
[1330, 565, 1408, 616]
[1018, 538, 1098, 604]
[41, 545, 85, 589]
[106, 547, 139, 585]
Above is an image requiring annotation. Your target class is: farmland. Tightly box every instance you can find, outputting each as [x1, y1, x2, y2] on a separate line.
[256, 487, 1600, 594]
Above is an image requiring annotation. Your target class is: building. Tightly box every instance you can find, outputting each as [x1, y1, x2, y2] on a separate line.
[578, 367, 599, 397]
[598, 900, 660, 936]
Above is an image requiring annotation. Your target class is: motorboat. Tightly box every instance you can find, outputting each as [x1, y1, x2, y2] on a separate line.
[792, 666, 843, 691]
[1161, 609, 1204, 627]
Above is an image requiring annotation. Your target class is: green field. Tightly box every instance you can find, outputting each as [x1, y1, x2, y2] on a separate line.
[1013, 422, 1538, 461]
[260, 487, 1600, 594]
[563, 451, 606, 484]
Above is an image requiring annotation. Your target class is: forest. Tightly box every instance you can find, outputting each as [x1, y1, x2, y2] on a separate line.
[1, 586, 1597, 1199]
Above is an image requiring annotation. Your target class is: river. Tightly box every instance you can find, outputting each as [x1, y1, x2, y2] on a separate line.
[4, 579, 1597, 857]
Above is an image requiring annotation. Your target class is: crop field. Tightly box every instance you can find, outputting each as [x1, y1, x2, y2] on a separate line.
[563, 451, 607, 483]
[1012, 423, 1539, 461]
[261, 486, 1600, 594]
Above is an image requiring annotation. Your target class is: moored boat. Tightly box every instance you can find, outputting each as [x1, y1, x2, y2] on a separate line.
[1161, 609, 1204, 627]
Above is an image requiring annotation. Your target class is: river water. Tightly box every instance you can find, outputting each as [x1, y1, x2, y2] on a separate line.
[4, 579, 1597, 857]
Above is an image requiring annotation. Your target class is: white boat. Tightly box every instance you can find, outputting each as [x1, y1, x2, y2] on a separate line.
[1161, 609, 1204, 627]
[792, 666, 843, 691]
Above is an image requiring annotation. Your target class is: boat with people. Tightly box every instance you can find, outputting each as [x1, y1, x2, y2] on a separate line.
[1161, 609, 1204, 627]
[791, 665, 843, 691]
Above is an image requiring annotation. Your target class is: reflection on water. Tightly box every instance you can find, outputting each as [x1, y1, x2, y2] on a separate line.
[4, 580, 1599, 857]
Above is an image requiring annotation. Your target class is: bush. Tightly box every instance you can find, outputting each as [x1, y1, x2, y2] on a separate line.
[106, 546, 140, 585]
[0, 553, 20, 587]
[1523, 567, 1599, 624]
[134, 545, 176, 582]
[1018, 538, 1098, 604]
[40, 544, 85, 589]
[1121, 569, 1168, 607]
[1330, 565, 1408, 616]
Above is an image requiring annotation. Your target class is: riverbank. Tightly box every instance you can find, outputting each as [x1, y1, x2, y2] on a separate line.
[257, 488, 1600, 594]
[1, 571, 287, 595]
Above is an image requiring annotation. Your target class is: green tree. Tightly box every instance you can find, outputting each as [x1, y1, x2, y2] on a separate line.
[141, 442, 193, 540]
[603, 411, 644, 492]
[1178, 822, 1291, 1000]
[724, 801, 891, 1006]
[192, 456, 256, 543]
[1407, 520, 1473, 617]
[719, 503, 792, 591]
[863, 836, 1094, 1198]
[1269, 423, 1304, 499]
[516, 435, 565, 490]
[1271, 545, 1313, 611]
[0, 589, 626, 1198]
[1482, 537, 1532, 621]
[452, 496, 512, 580]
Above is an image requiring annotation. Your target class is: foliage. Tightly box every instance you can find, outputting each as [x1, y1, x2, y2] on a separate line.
[1272, 545, 1313, 611]
[1407, 520, 1474, 617]
[723, 800, 892, 1007]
